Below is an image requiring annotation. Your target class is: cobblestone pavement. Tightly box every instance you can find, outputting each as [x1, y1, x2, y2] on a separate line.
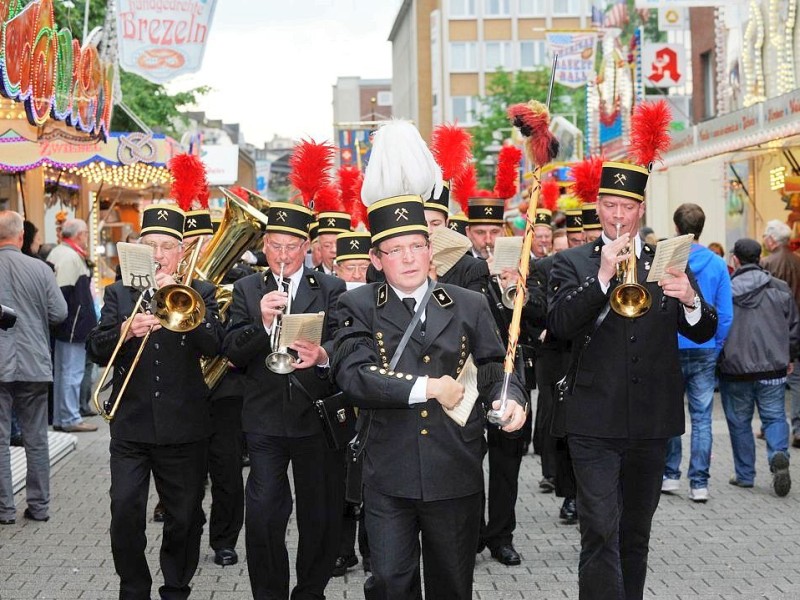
[2, 396, 800, 599]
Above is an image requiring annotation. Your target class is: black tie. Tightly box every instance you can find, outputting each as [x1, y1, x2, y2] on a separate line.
[280, 279, 290, 294]
[402, 297, 416, 316]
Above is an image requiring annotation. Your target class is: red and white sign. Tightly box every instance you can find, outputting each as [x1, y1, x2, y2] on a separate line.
[643, 43, 686, 87]
[116, 0, 218, 84]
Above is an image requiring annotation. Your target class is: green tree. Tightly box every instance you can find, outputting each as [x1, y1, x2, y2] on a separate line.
[51, 0, 209, 137]
[471, 69, 586, 189]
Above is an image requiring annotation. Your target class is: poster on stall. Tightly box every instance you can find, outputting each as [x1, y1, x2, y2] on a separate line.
[545, 32, 598, 89]
[117, 0, 218, 84]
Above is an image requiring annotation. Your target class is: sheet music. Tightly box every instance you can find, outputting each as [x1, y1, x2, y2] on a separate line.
[431, 228, 472, 276]
[117, 242, 157, 290]
[490, 237, 523, 275]
[645, 234, 694, 283]
[444, 355, 479, 427]
[277, 312, 325, 347]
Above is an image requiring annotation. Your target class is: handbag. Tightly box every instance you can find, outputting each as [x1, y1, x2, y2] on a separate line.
[313, 392, 356, 451]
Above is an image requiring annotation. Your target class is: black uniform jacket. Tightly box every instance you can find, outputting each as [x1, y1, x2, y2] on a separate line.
[332, 281, 527, 502]
[529, 254, 569, 353]
[547, 239, 718, 440]
[222, 267, 345, 437]
[86, 280, 223, 445]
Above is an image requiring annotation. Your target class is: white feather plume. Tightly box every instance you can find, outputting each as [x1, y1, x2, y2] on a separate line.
[361, 120, 444, 206]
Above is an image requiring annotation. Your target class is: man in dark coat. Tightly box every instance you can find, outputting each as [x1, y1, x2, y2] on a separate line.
[548, 160, 717, 600]
[87, 204, 223, 600]
[223, 201, 346, 600]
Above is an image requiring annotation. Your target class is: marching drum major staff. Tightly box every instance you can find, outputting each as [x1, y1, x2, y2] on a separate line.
[222, 201, 346, 600]
[87, 204, 223, 600]
[547, 102, 717, 600]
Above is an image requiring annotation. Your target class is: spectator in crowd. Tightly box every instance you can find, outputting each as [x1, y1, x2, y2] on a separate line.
[662, 204, 733, 502]
[22, 221, 43, 258]
[708, 242, 725, 258]
[640, 226, 659, 246]
[760, 220, 800, 448]
[719, 238, 799, 497]
[0, 211, 68, 525]
[47, 219, 98, 433]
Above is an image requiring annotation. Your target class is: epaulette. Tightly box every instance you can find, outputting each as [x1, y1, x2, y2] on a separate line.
[376, 283, 388, 307]
[433, 287, 453, 308]
[305, 273, 320, 289]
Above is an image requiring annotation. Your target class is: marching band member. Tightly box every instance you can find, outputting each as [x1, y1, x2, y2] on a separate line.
[87, 203, 223, 600]
[223, 196, 346, 600]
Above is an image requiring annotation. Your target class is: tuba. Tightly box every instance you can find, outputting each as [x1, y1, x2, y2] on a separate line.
[265, 262, 296, 374]
[609, 223, 651, 318]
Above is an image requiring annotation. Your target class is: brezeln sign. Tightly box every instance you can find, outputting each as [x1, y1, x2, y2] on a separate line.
[0, 0, 114, 139]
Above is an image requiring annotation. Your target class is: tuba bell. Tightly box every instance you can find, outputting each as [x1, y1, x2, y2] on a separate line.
[609, 223, 651, 318]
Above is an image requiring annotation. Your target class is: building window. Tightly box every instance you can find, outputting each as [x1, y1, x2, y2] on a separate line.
[518, 0, 545, 15]
[485, 0, 510, 16]
[552, 0, 581, 16]
[520, 40, 547, 69]
[701, 50, 715, 119]
[452, 96, 481, 125]
[450, 42, 478, 71]
[450, 0, 476, 17]
[485, 41, 513, 70]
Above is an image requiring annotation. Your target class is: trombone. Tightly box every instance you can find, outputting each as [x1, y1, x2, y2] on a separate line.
[92, 245, 207, 422]
[265, 262, 297, 374]
[609, 223, 651, 318]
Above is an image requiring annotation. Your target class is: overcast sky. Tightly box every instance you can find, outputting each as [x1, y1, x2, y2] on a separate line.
[167, 0, 403, 148]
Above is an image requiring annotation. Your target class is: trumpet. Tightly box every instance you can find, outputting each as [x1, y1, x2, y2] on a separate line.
[609, 223, 651, 318]
[487, 244, 529, 310]
[265, 262, 297, 374]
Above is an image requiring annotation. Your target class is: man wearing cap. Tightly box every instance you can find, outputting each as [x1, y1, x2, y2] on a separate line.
[316, 211, 350, 276]
[532, 208, 554, 258]
[565, 210, 585, 247]
[582, 203, 602, 243]
[87, 204, 224, 600]
[718, 237, 798, 497]
[223, 201, 346, 600]
[333, 193, 527, 599]
[548, 160, 717, 600]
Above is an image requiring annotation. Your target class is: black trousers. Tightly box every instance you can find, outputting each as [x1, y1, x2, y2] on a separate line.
[339, 502, 370, 559]
[208, 395, 244, 551]
[568, 435, 668, 600]
[481, 426, 524, 549]
[534, 349, 565, 480]
[109, 438, 208, 600]
[245, 433, 343, 600]
[363, 486, 481, 600]
[553, 436, 577, 499]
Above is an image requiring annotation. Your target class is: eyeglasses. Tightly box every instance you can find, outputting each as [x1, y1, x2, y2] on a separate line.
[268, 242, 303, 254]
[141, 241, 181, 253]
[339, 264, 370, 274]
[375, 242, 429, 261]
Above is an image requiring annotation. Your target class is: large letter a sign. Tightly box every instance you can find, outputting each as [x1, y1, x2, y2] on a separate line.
[643, 43, 686, 88]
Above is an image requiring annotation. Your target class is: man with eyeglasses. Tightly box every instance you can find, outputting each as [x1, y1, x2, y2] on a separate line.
[223, 201, 346, 600]
[87, 203, 223, 600]
[316, 210, 350, 276]
[332, 121, 527, 600]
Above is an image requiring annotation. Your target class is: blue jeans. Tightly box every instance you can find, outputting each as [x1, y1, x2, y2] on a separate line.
[664, 348, 717, 489]
[720, 379, 790, 485]
[53, 340, 86, 428]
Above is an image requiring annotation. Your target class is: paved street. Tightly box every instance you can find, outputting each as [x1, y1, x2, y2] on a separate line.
[2, 396, 800, 600]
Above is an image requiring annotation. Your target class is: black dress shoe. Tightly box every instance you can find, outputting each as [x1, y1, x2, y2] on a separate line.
[0, 517, 15, 525]
[331, 554, 358, 577]
[490, 544, 521, 566]
[213, 548, 238, 566]
[538, 477, 555, 493]
[559, 497, 577, 525]
[153, 501, 166, 522]
[23, 508, 49, 522]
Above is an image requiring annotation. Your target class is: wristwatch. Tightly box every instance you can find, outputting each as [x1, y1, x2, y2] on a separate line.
[683, 293, 700, 310]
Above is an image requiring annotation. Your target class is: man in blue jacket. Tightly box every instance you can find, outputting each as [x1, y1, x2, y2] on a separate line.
[662, 204, 733, 502]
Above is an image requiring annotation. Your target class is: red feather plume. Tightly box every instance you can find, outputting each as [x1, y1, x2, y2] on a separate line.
[338, 166, 366, 228]
[168, 153, 208, 212]
[539, 180, 560, 211]
[288, 139, 335, 208]
[429, 123, 473, 182]
[507, 100, 560, 167]
[630, 100, 672, 168]
[569, 155, 604, 205]
[228, 185, 250, 203]
[452, 163, 478, 214]
[493, 145, 522, 200]
[197, 186, 210, 209]
[312, 184, 342, 214]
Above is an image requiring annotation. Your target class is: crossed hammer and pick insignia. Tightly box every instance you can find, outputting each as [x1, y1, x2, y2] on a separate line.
[614, 173, 627, 186]
[187, 218, 197, 228]
[575, 216, 583, 226]
[395, 208, 409, 222]
[327, 218, 337, 227]
[276, 210, 288, 223]
[157, 210, 169, 221]
[484, 207, 493, 215]
[350, 240, 361, 250]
